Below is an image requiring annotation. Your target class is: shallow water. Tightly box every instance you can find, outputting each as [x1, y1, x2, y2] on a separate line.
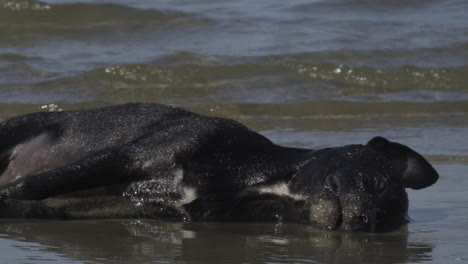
[1, 0, 468, 263]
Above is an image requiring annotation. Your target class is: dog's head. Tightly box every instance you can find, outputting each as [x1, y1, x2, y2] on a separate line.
[290, 136, 438, 232]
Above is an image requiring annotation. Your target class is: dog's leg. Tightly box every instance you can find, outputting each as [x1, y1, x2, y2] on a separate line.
[228, 192, 304, 222]
[1, 115, 63, 181]
[0, 199, 66, 219]
[0, 148, 131, 200]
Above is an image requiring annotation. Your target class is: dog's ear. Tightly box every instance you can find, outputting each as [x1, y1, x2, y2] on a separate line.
[367, 136, 439, 189]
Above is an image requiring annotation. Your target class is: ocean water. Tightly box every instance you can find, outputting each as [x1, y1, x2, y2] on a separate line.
[0, 0, 467, 263]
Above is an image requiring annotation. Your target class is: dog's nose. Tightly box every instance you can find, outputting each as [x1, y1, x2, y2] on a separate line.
[347, 209, 378, 232]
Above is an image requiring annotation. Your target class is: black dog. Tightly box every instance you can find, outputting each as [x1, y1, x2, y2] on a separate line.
[0, 103, 438, 231]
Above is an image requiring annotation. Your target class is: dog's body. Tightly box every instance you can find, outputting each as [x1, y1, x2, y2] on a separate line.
[0, 103, 439, 231]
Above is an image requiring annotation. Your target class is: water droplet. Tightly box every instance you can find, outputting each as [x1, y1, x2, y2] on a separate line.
[333, 68, 341, 74]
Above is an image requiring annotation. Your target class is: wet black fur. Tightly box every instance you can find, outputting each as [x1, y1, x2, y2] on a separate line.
[0, 103, 439, 231]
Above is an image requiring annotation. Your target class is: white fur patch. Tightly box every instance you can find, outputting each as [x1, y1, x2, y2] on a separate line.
[171, 168, 198, 206]
[256, 183, 306, 201]
[180, 186, 197, 205]
[173, 168, 184, 185]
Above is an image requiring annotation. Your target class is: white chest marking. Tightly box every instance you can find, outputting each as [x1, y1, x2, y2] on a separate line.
[172, 168, 198, 206]
[256, 183, 306, 201]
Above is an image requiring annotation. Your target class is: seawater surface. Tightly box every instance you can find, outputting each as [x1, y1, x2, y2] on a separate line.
[0, 0, 467, 263]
